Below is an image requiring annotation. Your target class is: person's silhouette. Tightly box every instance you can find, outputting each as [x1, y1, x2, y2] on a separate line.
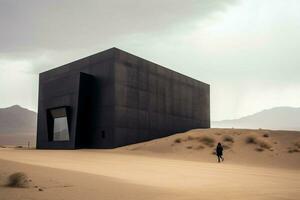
[216, 142, 224, 163]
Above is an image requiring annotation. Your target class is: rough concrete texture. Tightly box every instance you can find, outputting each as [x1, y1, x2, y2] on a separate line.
[37, 48, 210, 149]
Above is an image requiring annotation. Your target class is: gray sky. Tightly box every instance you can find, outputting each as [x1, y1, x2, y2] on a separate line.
[0, 0, 300, 121]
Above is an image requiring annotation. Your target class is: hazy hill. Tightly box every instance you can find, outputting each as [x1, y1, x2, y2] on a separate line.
[1, 105, 299, 146]
[0, 105, 36, 146]
[212, 107, 300, 131]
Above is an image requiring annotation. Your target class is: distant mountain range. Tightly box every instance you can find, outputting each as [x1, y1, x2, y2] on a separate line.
[0, 105, 299, 146]
[0, 105, 36, 146]
[212, 107, 300, 131]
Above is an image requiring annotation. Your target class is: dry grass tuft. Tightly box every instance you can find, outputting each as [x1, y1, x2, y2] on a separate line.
[187, 135, 196, 141]
[186, 146, 193, 149]
[263, 133, 269, 138]
[245, 136, 257, 144]
[259, 141, 272, 150]
[288, 148, 300, 153]
[223, 136, 234, 143]
[174, 138, 182, 143]
[196, 145, 205, 150]
[199, 136, 215, 147]
[6, 172, 30, 188]
[295, 142, 300, 149]
[255, 148, 264, 152]
[245, 136, 272, 150]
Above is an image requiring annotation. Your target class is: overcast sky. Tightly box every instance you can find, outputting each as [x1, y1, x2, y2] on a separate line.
[0, 0, 300, 121]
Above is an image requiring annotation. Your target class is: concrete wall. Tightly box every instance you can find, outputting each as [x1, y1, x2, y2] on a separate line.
[37, 49, 117, 149]
[36, 48, 210, 149]
[113, 49, 210, 147]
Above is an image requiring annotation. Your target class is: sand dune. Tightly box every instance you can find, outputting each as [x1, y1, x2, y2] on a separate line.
[0, 128, 299, 200]
[118, 128, 300, 169]
[0, 159, 170, 200]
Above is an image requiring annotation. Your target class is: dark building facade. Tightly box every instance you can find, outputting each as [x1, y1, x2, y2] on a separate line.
[36, 48, 210, 149]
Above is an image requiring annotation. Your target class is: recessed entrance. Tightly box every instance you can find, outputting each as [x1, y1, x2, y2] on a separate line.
[47, 107, 70, 141]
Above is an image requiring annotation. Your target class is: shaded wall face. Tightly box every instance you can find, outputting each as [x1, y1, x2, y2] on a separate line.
[80, 61, 116, 148]
[37, 72, 82, 149]
[37, 51, 117, 149]
[113, 52, 210, 146]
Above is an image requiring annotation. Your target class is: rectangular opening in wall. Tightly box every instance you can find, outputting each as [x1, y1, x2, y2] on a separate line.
[48, 107, 70, 141]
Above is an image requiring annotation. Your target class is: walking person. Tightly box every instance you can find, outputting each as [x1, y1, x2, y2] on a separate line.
[216, 142, 224, 163]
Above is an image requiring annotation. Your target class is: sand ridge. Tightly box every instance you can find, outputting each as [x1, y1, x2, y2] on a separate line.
[0, 128, 299, 200]
[117, 128, 300, 169]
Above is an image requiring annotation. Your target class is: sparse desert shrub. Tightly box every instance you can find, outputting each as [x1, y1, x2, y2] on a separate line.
[223, 136, 234, 143]
[263, 133, 269, 138]
[288, 148, 300, 153]
[199, 136, 215, 147]
[186, 146, 193, 149]
[223, 144, 230, 150]
[212, 151, 217, 155]
[258, 141, 272, 150]
[187, 135, 196, 141]
[245, 136, 272, 150]
[295, 142, 300, 149]
[196, 145, 205, 150]
[294, 149, 299, 153]
[6, 172, 29, 188]
[255, 148, 264, 152]
[174, 138, 182, 143]
[245, 136, 257, 144]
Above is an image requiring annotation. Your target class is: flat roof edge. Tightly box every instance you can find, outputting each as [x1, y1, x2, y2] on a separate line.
[39, 47, 210, 86]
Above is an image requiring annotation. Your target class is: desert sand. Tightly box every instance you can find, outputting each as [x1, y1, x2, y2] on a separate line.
[0, 128, 299, 200]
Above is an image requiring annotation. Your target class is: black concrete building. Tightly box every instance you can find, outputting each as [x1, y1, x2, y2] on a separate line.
[36, 48, 210, 149]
